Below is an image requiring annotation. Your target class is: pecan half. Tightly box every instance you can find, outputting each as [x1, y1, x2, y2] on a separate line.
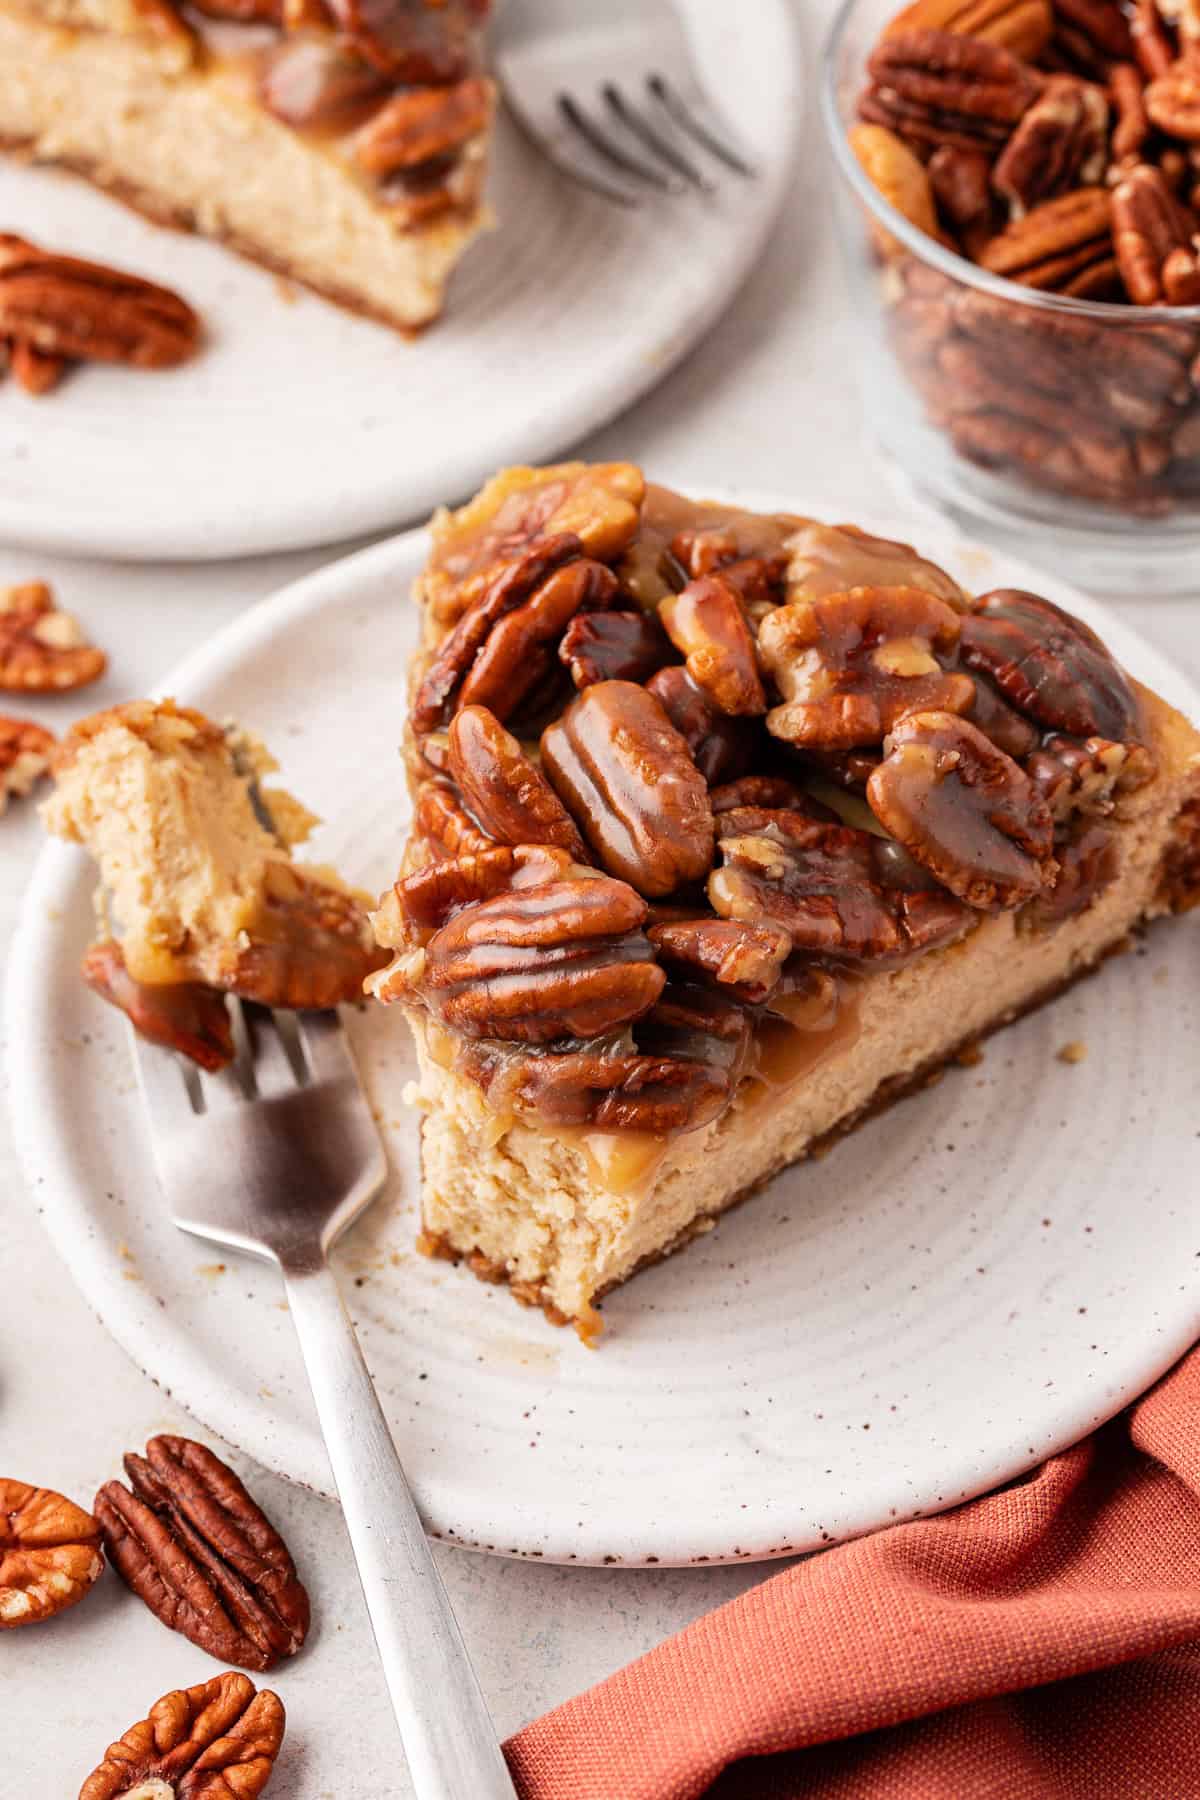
[884, 0, 1053, 60]
[929, 143, 995, 229]
[1145, 54, 1200, 140]
[413, 777, 494, 856]
[541, 681, 715, 897]
[0, 234, 199, 368]
[447, 705, 586, 856]
[94, 1435, 310, 1672]
[959, 588, 1142, 740]
[259, 40, 390, 131]
[1049, 0, 1135, 73]
[784, 520, 969, 612]
[867, 710, 1056, 908]
[375, 844, 573, 950]
[356, 75, 492, 176]
[862, 30, 1042, 154]
[456, 557, 619, 721]
[419, 462, 645, 626]
[323, 0, 477, 81]
[964, 669, 1041, 757]
[0, 714, 54, 810]
[758, 585, 974, 750]
[1021, 820, 1119, 926]
[1133, 0, 1179, 75]
[198, 865, 386, 1009]
[1109, 61, 1151, 160]
[0, 581, 106, 692]
[658, 573, 767, 716]
[992, 76, 1109, 214]
[559, 608, 674, 688]
[709, 774, 830, 815]
[978, 186, 1116, 291]
[1113, 163, 1200, 303]
[647, 917, 791, 1003]
[1026, 732, 1156, 818]
[850, 123, 944, 243]
[493, 1039, 730, 1132]
[406, 875, 665, 1042]
[1, 1478, 103, 1629]
[78, 1671, 284, 1800]
[83, 941, 235, 1072]
[645, 665, 758, 785]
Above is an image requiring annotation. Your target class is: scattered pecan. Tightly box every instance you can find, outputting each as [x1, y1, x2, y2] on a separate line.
[456, 557, 619, 721]
[867, 710, 1056, 907]
[94, 1436, 309, 1672]
[447, 705, 586, 856]
[376, 844, 573, 951]
[1109, 61, 1151, 160]
[658, 574, 767, 716]
[1112, 163, 1200, 302]
[1026, 732, 1156, 817]
[356, 76, 492, 177]
[258, 40, 390, 130]
[541, 681, 714, 897]
[419, 461, 644, 626]
[862, 30, 1043, 154]
[411, 535, 582, 732]
[413, 777, 494, 855]
[884, 0, 1054, 60]
[78, 1671, 284, 1800]
[758, 585, 974, 750]
[0, 581, 106, 692]
[0, 234, 199, 369]
[1, 1478, 103, 1629]
[82, 941, 235, 1072]
[992, 76, 1109, 212]
[784, 520, 969, 611]
[1021, 819, 1119, 925]
[559, 608, 674, 688]
[407, 875, 665, 1042]
[959, 587, 1142, 740]
[645, 665, 758, 785]
[850, 123, 945, 243]
[495, 1040, 730, 1132]
[978, 186, 1116, 290]
[1145, 53, 1200, 139]
[0, 714, 54, 810]
[647, 917, 791, 1003]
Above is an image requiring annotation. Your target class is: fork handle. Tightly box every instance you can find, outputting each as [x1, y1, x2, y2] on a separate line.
[282, 1264, 520, 1800]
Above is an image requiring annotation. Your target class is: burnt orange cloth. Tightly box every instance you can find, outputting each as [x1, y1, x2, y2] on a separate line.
[504, 1346, 1200, 1799]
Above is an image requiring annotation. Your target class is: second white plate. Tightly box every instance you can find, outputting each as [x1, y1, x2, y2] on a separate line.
[0, 2, 800, 560]
[9, 501, 1200, 1565]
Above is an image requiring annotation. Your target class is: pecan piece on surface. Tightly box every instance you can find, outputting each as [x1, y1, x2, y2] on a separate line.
[413, 777, 494, 856]
[408, 874, 665, 1042]
[559, 608, 674, 689]
[541, 681, 715, 898]
[1113, 163, 1200, 303]
[0, 581, 106, 692]
[645, 665, 758, 786]
[419, 461, 645, 626]
[447, 705, 586, 857]
[862, 30, 1043, 154]
[456, 557, 619, 721]
[0, 233, 199, 369]
[374, 843, 573, 952]
[259, 40, 390, 130]
[1145, 54, 1200, 140]
[0, 713, 54, 810]
[758, 585, 974, 751]
[83, 941, 235, 1072]
[658, 573, 767, 716]
[867, 710, 1056, 908]
[356, 75, 492, 177]
[1026, 732, 1156, 818]
[1, 1478, 103, 1629]
[960, 588, 1142, 740]
[94, 1435, 309, 1672]
[648, 917, 791, 1003]
[79, 1671, 284, 1800]
[978, 186, 1116, 290]
[884, 0, 1053, 60]
[992, 76, 1109, 214]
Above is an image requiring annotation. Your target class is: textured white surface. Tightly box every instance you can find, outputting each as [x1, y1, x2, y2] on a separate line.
[2, 2, 1199, 1794]
[0, 0, 800, 559]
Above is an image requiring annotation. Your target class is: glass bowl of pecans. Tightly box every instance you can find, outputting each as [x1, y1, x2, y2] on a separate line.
[821, 0, 1200, 592]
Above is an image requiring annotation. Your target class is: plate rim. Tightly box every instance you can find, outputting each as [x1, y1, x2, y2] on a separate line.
[9, 501, 1200, 1566]
[0, 1, 804, 562]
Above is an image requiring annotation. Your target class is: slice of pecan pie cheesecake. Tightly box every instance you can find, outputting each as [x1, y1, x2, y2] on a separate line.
[371, 461, 1200, 1341]
[44, 699, 386, 1069]
[0, 0, 493, 329]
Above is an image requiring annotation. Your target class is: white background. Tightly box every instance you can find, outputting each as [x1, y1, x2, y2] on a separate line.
[3, 2, 1197, 1793]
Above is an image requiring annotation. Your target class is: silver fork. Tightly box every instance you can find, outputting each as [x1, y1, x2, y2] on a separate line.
[495, 0, 755, 207]
[132, 1000, 518, 1800]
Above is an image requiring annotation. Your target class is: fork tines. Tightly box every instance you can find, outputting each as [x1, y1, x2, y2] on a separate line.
[555, 74, 755, 207]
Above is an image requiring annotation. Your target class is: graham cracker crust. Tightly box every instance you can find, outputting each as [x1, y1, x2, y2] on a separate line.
[416, 929, 1146, 1344]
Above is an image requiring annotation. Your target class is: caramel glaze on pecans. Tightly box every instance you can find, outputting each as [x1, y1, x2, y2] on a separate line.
[852, 0, 1200, 512]
[373, 470, 1172, 1137]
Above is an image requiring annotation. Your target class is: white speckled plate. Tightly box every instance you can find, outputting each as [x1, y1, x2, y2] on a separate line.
[9, 497, 1200, 1566]
[0, 1, 800, 560]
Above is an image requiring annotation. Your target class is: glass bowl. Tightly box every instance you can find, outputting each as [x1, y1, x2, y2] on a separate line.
[820, 0, 1200, 595]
